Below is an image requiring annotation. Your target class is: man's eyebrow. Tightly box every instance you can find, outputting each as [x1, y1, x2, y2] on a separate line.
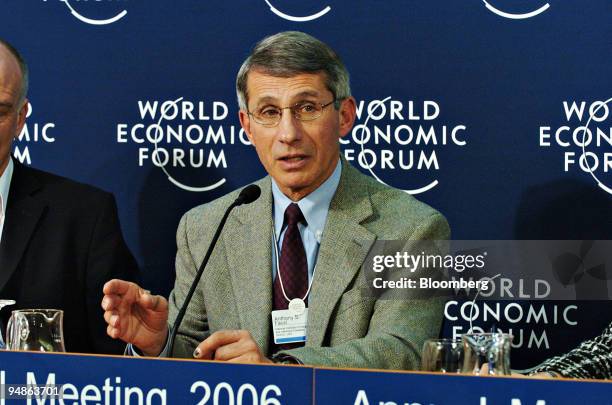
[253, 96, 277, 106]
[253, 90, 322, 106]
[293, 90, 320, 99]
[0, 102, 13, 109]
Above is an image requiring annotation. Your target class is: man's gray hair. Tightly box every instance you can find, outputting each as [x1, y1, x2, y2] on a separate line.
[0, 38, 29, 104]
[236, 31, 351, 111]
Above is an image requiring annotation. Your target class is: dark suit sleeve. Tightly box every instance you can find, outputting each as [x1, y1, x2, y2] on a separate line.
[84, 193, 139, 354]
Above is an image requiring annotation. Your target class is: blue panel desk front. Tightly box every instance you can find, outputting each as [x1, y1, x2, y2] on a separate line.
[0, 351, 312, 404]
[315, 367, 612, 405]
[0, 351, 610, 404]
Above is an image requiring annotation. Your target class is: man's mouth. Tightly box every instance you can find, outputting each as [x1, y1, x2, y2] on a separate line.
[278, 154, 309, 169]
[279, 154, 307, 162]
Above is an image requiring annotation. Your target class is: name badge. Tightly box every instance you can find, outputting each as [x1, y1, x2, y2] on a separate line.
[271, 308, 308, 344]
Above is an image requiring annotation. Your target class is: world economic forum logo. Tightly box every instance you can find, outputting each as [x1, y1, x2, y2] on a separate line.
[116, 97, 252, 192]
[44, 0, 127, 26]
[264, 0, 331, 22]
[14, 102, 57, 166]
[341, 97, 468, 195]
[482, 0, 550, 19]
[539, 98, 612, 195]
[579, 98, 612, 195]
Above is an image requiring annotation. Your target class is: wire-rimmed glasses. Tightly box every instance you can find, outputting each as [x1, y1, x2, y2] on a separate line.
[248, 99, 337, 127]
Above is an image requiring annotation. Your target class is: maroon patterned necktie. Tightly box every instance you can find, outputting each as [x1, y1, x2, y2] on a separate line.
[273, 203, 309, 311]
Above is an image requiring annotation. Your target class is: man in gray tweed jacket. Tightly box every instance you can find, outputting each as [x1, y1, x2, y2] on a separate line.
[101, 31, 449, 369]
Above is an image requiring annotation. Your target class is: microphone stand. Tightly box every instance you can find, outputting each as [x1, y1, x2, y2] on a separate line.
[167, 185, 260, 355]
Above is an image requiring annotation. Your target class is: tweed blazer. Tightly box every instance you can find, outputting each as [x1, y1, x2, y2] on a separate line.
[168, 161, 450, 369]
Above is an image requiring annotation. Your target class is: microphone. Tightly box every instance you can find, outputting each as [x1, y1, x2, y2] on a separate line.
[235, 184, 261, 206]
[167, 184, 261, 355]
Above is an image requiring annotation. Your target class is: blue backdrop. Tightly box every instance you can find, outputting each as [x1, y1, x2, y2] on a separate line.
[2, 0, 610, 369]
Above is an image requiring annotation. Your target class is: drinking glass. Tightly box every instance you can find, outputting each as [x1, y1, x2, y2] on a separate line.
[0, 299, 16, 349]
[421, 338, 464, 373]
[461, 333, 512, 375]
[6, 309, 66, 352]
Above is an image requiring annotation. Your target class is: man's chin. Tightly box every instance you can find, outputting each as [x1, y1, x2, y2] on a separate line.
[273, 177, 314, 199]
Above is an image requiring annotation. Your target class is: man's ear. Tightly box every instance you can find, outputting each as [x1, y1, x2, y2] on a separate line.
[15, 98, 28, 138]
[338, 97, 356, 139]
[238, 109, 256, 146]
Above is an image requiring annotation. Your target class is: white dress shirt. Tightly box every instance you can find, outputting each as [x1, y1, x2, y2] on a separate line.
[0, 157, 14, 244]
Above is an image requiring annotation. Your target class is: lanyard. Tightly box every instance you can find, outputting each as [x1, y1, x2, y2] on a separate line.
[272, 224, 317, 304]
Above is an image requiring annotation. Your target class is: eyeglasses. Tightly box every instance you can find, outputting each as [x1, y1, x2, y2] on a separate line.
[248, 99, 337, 127]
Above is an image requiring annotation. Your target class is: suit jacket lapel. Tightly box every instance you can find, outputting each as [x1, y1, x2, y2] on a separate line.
[0, 162, 46, 291]
[307, 163, 377, 347]
[223, 178, 274, 354]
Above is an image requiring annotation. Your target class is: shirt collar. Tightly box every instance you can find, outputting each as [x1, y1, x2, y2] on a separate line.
[272, 158, 342, 243]
[0, 157, 14, 222]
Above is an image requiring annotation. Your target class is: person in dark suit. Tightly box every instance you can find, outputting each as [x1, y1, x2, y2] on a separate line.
[0, 38, 138, 354]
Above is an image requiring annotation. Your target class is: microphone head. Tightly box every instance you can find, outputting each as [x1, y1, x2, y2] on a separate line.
[235, 184, 261, 206]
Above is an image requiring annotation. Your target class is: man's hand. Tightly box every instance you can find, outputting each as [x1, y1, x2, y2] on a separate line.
[102, 279, 169, 356]
[192, 330, 272, 364]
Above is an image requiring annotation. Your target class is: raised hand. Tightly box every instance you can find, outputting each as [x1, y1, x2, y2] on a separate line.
[102, 279, 169, 356]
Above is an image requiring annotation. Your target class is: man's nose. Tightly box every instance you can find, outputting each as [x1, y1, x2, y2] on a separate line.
[277, 109, 302, 144]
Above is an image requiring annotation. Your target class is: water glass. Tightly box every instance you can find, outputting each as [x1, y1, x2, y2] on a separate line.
[6, 309, 66, 352]
[421, 338, 464, 373]
[461, 333, 513, 375]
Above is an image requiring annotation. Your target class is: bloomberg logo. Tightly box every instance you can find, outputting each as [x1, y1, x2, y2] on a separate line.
[264, 0, 331, 22]
[43, 0, 127, 26]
